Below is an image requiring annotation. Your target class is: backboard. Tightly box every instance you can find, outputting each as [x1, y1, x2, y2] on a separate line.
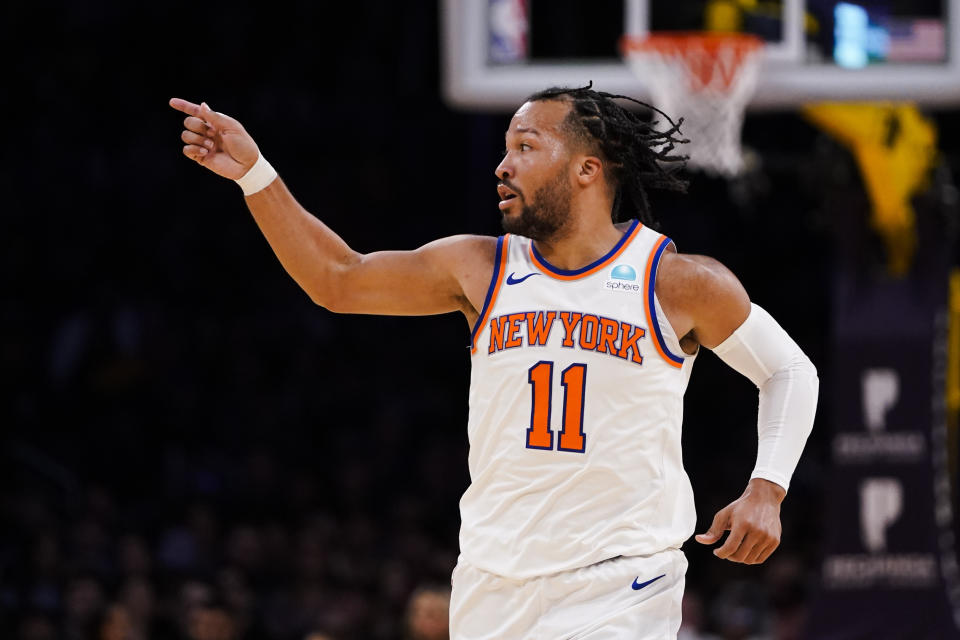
[442, 0, 960, 111]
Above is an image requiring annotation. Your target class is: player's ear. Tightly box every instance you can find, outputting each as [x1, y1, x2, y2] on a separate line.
[576, 155, 603, 187]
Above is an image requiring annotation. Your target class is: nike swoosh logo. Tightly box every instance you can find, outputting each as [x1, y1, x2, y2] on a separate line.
[631, 574, 666, 591]
[506, 272, 540, 285]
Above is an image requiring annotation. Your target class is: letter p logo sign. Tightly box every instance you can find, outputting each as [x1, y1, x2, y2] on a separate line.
[861, 368, 899, 432]
[860, 477, 903, 553]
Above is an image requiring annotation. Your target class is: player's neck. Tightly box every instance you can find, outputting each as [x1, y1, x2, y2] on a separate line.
[532, 210, 623, 271]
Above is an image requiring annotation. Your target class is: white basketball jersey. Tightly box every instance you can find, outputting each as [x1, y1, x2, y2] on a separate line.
[460, 219, 698, 580]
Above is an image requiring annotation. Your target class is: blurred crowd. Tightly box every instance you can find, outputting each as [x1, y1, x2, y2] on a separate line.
[1, 449, 455, 640]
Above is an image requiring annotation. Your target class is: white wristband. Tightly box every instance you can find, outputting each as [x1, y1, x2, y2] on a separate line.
[235, 153, 278, 196]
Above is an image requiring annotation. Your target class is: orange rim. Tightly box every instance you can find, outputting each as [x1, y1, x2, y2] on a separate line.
[621, 32, 764, 54]
[621, 33, 764, 91]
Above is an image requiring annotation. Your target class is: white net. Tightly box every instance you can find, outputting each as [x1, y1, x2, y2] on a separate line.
[623, 35, 763, 177]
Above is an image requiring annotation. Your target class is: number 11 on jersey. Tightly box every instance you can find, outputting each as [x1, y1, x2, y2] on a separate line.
[526, 361, 587, 453]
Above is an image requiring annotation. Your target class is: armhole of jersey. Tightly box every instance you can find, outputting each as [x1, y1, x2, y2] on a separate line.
[652, 295, 698, 362]
[470, 235, 509, 354]
[643, 235, 687, 368]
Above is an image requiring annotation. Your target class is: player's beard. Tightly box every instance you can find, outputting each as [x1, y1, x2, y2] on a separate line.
[500, 168, 573, 241]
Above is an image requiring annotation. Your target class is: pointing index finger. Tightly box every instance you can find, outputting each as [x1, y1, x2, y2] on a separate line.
[169, 97, 201, 117]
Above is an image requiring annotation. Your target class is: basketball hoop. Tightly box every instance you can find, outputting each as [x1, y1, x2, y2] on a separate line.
[621, 33, 764, 177]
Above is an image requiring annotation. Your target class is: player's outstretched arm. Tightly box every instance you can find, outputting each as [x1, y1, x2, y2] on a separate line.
[169, 99, 494, 318]
[656, 251, 818, 565]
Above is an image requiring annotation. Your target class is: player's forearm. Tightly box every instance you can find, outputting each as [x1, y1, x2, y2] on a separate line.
[711, 304, 819, 492]
[244, 177, 359, 308]
[750, 351, 818, 490]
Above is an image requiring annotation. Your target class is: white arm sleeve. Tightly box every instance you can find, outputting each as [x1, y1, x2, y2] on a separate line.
[710, 303, 819, 492]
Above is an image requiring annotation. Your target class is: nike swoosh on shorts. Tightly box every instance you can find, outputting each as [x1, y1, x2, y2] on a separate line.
[631, 574, 666, 591]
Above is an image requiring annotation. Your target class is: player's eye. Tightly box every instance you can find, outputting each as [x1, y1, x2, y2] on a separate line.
[519, 143, 531, 151]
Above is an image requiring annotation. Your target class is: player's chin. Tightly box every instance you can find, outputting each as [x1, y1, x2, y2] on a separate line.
[500, 206, 523, 225]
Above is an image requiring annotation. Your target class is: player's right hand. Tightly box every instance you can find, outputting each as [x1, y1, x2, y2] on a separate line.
[694, 478, 784, 565]
[169, 99, 259, 180]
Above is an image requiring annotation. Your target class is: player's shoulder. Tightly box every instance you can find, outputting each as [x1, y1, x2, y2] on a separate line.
[419, 235, 503, 319]
[656, 250, 749, 310]
[658, 250, 740, 288]
[656, 250, 751, 348]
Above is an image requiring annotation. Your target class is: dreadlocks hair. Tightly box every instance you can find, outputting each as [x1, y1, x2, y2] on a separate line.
[525, 82, 689, 228]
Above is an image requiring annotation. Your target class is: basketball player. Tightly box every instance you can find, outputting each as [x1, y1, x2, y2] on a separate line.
[169, 86, 818, 639]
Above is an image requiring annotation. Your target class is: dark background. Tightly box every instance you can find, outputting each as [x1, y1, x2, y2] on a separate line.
[2, 1, 958, 639]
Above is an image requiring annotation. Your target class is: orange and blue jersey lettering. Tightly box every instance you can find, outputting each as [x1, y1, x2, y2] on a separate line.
[489, 315, 507, 354]
[617, 322, 645, 364]
[559, 312, 583, 348]
[578, 315, 600, 351]
[525, 311, 557, 346]
[597, 317, 620, 355]
[487, 309, 647, 366]
[504, 313, 525, 349]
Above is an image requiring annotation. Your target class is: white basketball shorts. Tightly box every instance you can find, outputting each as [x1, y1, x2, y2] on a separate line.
[449, 548, 687, 639]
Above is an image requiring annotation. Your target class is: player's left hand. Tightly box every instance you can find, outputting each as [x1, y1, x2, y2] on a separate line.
[694, 478, 785, 564]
